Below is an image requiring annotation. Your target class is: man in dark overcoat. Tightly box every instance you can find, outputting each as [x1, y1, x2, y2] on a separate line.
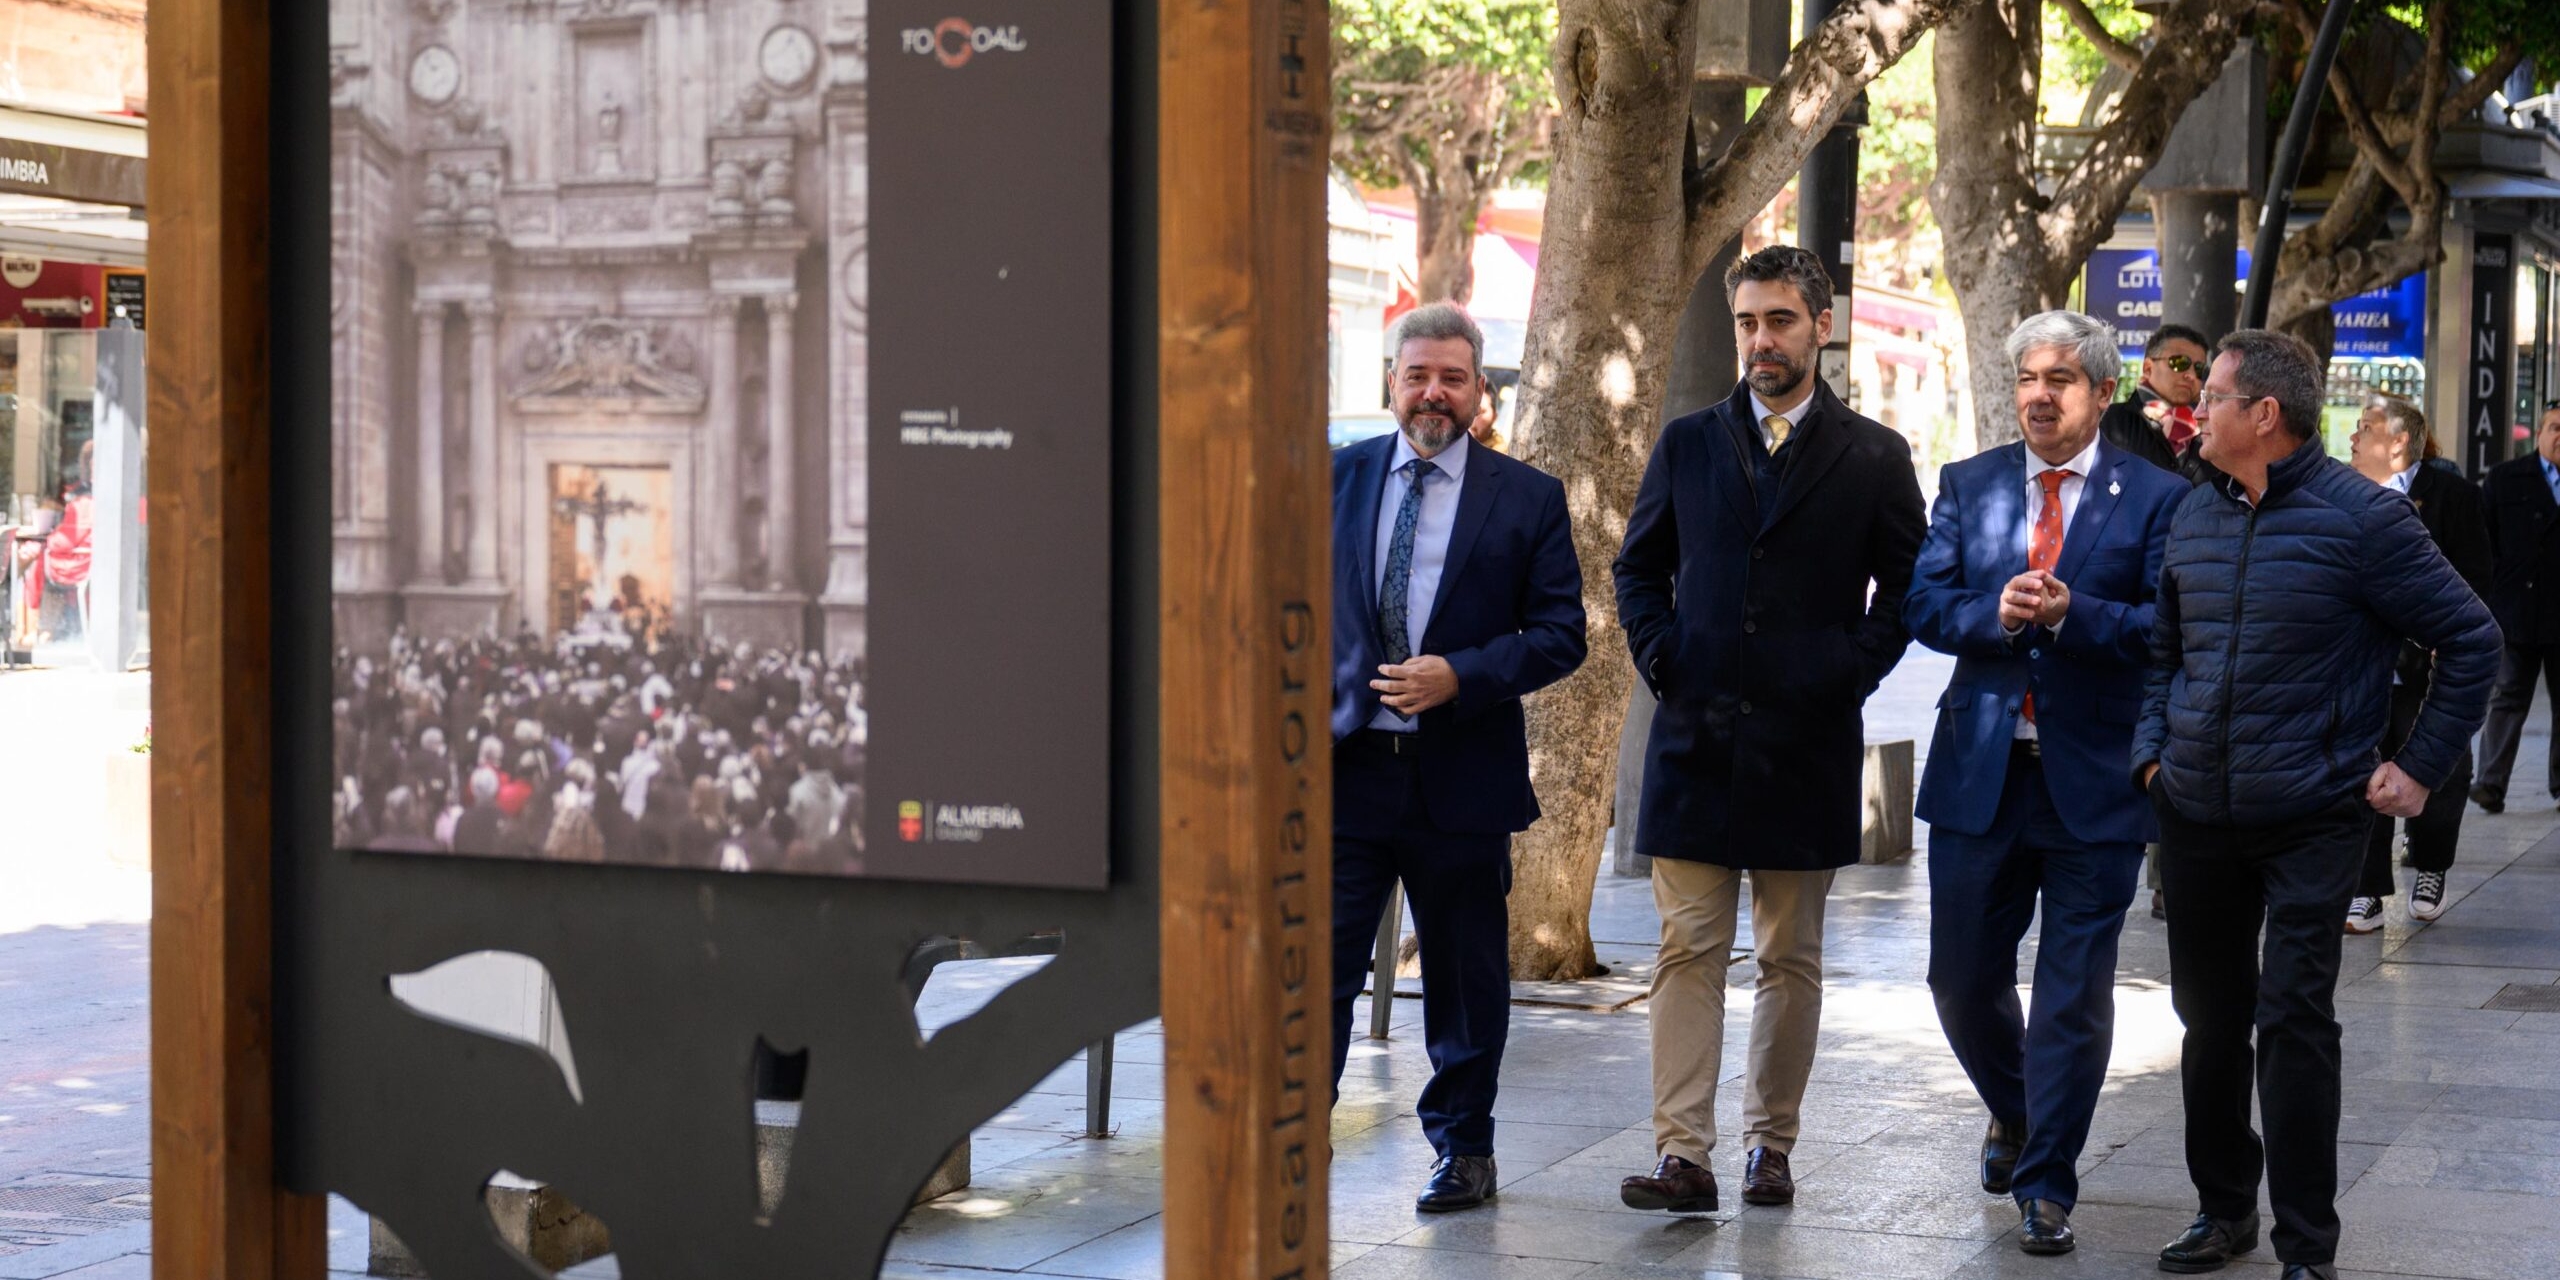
[1612, 245, 1927, 1214]
[2472, 402, 2560, 813]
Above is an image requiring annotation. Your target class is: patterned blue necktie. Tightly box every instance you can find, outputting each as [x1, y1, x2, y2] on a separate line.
[1377, 459, 1431, 673]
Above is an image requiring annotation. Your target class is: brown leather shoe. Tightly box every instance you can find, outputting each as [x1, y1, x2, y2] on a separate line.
[1741, 1146, 1794, 1205]
[1619, 1154, 1718, 1213]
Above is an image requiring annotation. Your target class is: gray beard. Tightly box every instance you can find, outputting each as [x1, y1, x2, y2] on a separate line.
[1401, 413, 1459, 454]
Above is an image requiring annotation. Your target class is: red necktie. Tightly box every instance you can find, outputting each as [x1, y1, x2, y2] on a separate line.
[2025, 469, 2067, 724]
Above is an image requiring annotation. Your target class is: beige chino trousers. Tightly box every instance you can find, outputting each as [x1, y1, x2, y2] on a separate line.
[1648, 857, 1835, 1166]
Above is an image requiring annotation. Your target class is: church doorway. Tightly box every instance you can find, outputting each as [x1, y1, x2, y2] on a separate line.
[545, 462, 674, 643]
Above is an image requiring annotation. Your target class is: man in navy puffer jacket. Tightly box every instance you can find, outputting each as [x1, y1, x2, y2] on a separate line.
[2132, 330, 2499, 1280]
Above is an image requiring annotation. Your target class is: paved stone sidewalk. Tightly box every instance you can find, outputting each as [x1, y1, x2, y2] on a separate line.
[848, 648, 2560, 1280]
[6, 656, 2558, 1279]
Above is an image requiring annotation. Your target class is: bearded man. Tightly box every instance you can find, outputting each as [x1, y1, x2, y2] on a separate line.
[1613, 244, 1927, 1213]
[1324, 301, 1588, 1213]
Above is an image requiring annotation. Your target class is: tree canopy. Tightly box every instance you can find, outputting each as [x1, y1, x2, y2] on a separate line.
[1332, 0, 1558, 303]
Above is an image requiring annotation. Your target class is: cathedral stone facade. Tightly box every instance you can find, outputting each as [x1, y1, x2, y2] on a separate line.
[329, 0, 867, 657]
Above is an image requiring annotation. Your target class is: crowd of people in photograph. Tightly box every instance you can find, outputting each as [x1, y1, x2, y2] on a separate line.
[330, 626, 868, 877]
[1332, 259, 2522, 1280]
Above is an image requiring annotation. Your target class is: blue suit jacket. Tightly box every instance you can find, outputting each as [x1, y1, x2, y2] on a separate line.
[1906, 439, 2185, 846]
[1330, 434, 1588, 836]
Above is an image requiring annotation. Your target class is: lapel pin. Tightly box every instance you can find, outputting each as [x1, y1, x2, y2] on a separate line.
[2108, 481, 2121, 496]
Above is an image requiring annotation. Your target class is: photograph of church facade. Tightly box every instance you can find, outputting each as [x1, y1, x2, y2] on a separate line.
[325, 0, 871, 876]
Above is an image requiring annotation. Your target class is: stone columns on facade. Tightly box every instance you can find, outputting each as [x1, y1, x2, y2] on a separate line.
[413, 300, 448, 585]
[764, 292, 798, 590]
[706, 294, 744, 588]
[464, 299, 502, 585]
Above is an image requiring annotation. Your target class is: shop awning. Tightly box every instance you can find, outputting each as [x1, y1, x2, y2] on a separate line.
[0, 105, 144, 209]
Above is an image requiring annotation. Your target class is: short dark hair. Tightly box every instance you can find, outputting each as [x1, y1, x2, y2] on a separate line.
[1724, 245, 1833, 318]
[2215, 329, 2325, 441]
[2148, 323, 2209, 356]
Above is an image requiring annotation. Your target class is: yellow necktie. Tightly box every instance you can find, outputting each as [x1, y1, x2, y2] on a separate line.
[1763, 414, 1791, 455]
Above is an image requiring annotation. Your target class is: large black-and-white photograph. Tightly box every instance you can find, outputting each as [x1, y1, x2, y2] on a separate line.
[327, 0, 874, 876]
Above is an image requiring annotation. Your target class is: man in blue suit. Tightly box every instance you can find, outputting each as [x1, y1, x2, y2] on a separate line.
[1907, 310, 2188, 1257]
[1328, 302, 1587, 1212]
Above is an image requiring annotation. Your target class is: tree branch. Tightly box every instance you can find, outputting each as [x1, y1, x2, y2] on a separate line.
[2404, 0, 2453, 192]
[2039, 0, 2250, 282]
[1684, 0, 1972, 278]
[2325, 42, 2421, 205]
[2053, 0, 2144, 74]
[2438, 39, 2526, 128]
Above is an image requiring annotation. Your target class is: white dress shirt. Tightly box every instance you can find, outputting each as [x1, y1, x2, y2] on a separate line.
[1370, 432, 1470, 732]
[1749, 390, 1815, 450]
[2013, 435, 2102, 740]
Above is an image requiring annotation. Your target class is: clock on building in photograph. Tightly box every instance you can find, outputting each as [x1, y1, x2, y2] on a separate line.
[759, 25, 819, 92]
[408, 44, 462, 107]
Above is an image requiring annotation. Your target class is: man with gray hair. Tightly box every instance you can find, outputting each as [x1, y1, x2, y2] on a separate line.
[2134, 330, 2500, 1280]
[1905, 310, 2189, 1255]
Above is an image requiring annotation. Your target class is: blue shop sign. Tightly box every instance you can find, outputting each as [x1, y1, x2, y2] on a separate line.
[2083, 248, 2427, 361]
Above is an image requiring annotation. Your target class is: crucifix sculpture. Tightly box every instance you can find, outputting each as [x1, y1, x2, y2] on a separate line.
[554, 477, 642, 611]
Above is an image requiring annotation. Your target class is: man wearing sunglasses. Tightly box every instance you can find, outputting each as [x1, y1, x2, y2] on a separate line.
[2099, 323, 2217, 487]
[2099, 323, 2216, 918]
[2473, 399, 2560, 815]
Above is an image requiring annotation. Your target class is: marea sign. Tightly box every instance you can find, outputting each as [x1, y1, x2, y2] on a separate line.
[2084, 247, 2428, 361]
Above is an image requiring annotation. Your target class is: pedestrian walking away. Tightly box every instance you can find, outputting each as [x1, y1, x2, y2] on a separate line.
[1325, 301, 1588, 1214]
[1906, 310, 2187, 1256]
[2346, 394, 2490, 932]
[2134, 330, 2500, 1277]
[2472, 400, 2560, 816]
[1612, 244, 1927, 1215]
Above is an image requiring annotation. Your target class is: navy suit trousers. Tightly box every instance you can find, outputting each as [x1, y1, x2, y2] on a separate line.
[1927, 748, 2143, 1209]
[1329, 736, 1512, 1158]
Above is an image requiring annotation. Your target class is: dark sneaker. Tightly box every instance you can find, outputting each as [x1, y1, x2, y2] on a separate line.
[2344, 896, 2383, 934]
[2411, 871, 2447, 921]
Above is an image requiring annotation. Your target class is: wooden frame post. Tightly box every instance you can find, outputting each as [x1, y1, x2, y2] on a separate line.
[148, 0, 329, 1273]
[1157, 0, 1335, 1274]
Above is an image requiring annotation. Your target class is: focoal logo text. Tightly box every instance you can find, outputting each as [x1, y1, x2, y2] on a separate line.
[900, 18, 1027, 68]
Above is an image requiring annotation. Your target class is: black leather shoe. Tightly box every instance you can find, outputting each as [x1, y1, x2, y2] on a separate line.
[1982, 1117, 2025, 1195]
[1416, 1154, 1496, 1212]
[2472, 784, 2503, 814]
[2159, 1210, 2260, 1273]
[1619, 1154, 1718, 1213]
[2279, 1266, 2337, 1280]
[1741, 1146, 1794, 1205]
[2019, 1199, 2075, 1255]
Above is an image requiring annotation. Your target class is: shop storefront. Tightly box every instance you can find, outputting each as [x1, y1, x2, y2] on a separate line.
[2084, 244, 2430, 454]
[0, 103, 147, 669]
